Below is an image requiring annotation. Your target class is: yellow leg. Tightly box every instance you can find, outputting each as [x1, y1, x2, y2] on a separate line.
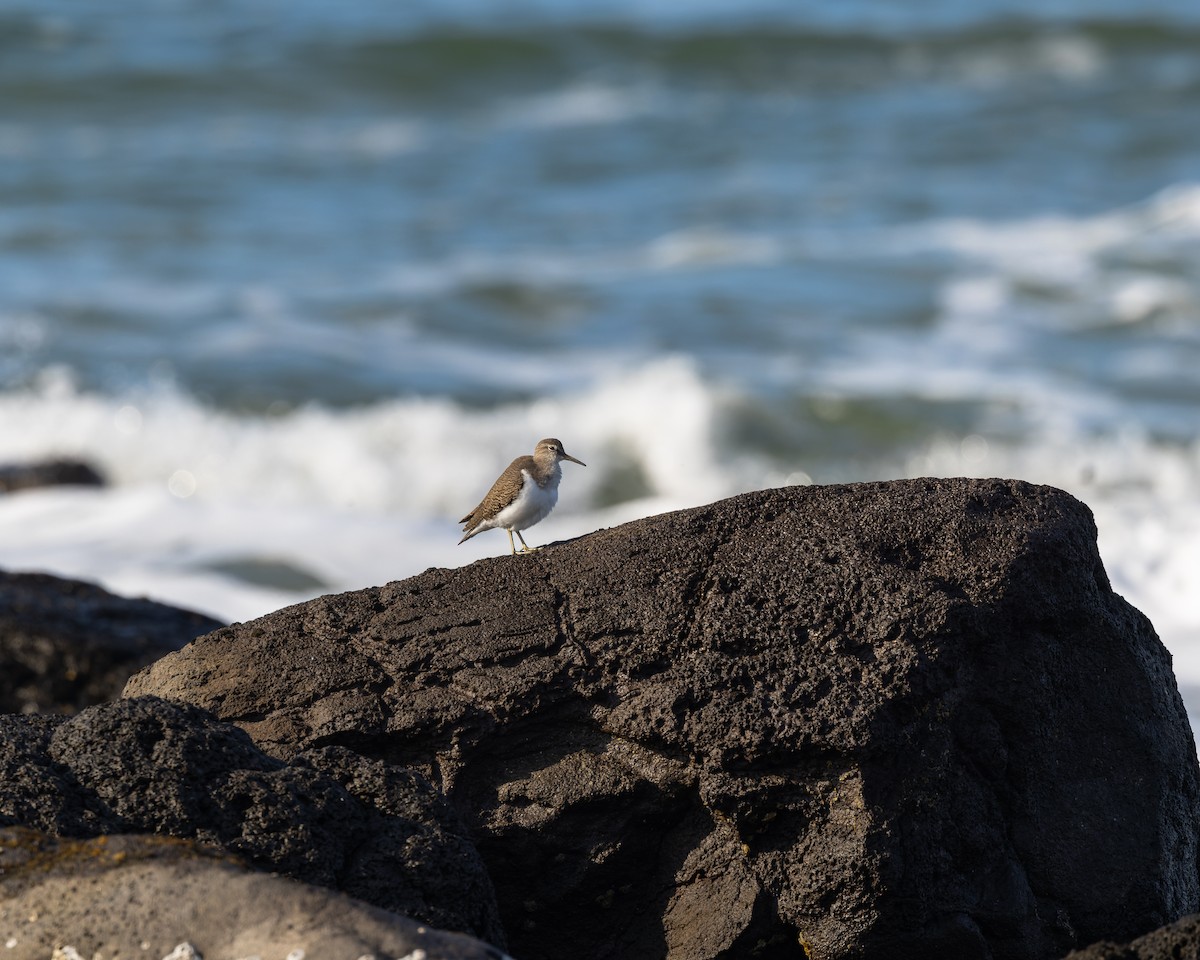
[506, 529, 518, 555]
[515, 530, 540, 554]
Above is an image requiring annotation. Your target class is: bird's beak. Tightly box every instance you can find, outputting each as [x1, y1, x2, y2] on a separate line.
[562, 452, 586, 467]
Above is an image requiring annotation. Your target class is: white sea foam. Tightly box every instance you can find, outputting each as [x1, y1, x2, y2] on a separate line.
[0, 358, 743, 619]
[957, 34, 1106, 88]
[0, 357, 1195, 680]
[891, 182, 1200, 284]
[643, 227, 783, 270]
[494, 82, 659, 130]
[365, 181, 1200, 316]
[808, 185, 1200, 446]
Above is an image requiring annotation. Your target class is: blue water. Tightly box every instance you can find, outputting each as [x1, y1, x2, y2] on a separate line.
[5, 0, 1199, 406]
[0, 0, 1198, 707]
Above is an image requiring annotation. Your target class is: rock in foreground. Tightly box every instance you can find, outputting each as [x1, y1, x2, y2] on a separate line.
[0, 570, 222, 714]
[0, 827, 508, 960]
[127, 479, 1200, 960]
[1064, 914, 1200, 960]
[0, 697, 503, 946]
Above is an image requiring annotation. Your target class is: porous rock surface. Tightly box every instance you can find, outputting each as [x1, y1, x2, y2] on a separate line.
[0, 696, 503, 946]
[1064, 913, 1200, 960]
[126, 478, 1200, 960]
[0, 570, 222, 714]
[0, 827, 508, 960]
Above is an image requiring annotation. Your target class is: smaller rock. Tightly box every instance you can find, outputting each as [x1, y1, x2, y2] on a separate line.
[0, 697, 504, 946]
[1064, 914, 1200, 960]
[0, 458, 104, 493]
[0, 828, 509, 960]
[0, 570, 223, 714]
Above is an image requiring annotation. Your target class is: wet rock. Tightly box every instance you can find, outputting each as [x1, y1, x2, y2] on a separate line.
[126, 479, 1200, 960]
[0, 458, 104, 493]
[0, 570, 223, 714]
[0, 697, 504, 947]
[0, 827, 509, 960]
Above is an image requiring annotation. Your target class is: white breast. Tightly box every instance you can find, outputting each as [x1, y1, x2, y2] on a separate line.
[492, 468, 559, 532]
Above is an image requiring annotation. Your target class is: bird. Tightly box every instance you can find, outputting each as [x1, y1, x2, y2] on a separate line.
[458, 438, 586, 555]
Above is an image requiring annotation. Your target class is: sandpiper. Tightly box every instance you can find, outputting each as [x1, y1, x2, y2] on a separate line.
[458, 438, 585, 555]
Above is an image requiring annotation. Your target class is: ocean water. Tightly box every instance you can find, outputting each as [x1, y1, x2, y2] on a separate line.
[1, 2, 1198, 719]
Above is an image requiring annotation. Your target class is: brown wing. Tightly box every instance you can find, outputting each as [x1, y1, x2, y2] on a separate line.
[459, 455, 533, 529]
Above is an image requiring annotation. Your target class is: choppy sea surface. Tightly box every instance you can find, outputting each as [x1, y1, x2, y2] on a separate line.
[1, 1, 1198, 718]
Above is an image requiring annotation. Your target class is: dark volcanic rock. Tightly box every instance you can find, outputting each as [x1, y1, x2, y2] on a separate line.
[0, 697, 504, 947]
[0, 827, 508, 960]
[1063, 914, 1200, 960]
[125, 479, 1200, 960]
[0, 458, 104, 493]
[0, 570, 223, 713]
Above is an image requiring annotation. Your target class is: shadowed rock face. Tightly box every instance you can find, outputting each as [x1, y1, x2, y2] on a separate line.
[0, 697, 504, 947]
[0, 571, 223, 714]
[126, 479, 1200, 960]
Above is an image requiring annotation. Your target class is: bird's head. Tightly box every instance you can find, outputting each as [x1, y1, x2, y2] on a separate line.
[536, 438, 586, 467]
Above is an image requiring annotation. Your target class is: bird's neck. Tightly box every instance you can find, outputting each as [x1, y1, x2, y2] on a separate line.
[531, 458, 562, 488]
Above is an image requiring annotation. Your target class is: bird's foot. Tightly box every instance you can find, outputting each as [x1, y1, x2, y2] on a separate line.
[515, 545, 542, 555]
